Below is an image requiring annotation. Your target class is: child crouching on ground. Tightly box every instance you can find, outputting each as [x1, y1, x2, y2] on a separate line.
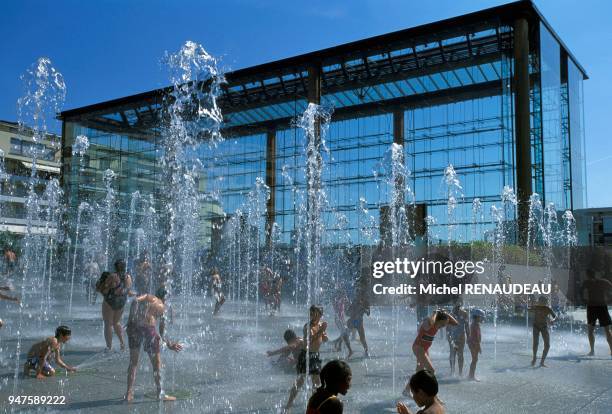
[23, 326, 76, 379]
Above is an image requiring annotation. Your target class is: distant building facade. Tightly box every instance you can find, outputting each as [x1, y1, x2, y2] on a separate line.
[0, 120, 61, 235]
[60, 1, 588, 248]
[574, 208, 612, 247]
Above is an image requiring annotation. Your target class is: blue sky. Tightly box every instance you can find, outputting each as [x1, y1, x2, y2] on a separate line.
[1, 0, 610, 207]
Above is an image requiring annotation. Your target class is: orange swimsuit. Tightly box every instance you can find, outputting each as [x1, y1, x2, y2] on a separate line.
[413, 322, 439, 353]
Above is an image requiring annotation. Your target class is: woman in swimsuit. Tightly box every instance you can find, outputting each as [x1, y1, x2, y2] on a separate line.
[99, 259, 134, 351]
[412, 310, 458, 373]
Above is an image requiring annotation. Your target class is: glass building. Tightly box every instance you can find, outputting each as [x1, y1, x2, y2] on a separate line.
[60, 0, 587, 250]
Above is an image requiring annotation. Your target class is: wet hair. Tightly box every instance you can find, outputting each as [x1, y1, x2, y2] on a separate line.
[210, 268, 219, 276]
[114, 259, 126, 272]
[309, 305, 323, 317]
[55, 325, 71, 339]
[537, 295, 549, 305]
[586, 269, 595, 279]
[409, 369, 438, 397]
[319, 359, 351, 392]
[283, 329, 297, 343]
[434, 310, 448, 322]
[156, 286, 168, 301]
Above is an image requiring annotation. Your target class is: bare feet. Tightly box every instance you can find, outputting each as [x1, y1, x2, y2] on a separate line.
[531, 357, 536, 366]
[587, 351, 594, 356]
[124, 392, 134, 402]
[540, 362, 548, 367]
[347, 350, 353, 360]
[160, 395, 176, 402]
[468, 376, 480, 382]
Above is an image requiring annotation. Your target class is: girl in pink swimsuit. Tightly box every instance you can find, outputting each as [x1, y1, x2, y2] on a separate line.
[412, 310, 458, 373]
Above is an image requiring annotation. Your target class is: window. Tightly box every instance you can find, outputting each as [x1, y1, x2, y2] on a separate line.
[10, 138, 21, 154]
[8, 137, 55, 161]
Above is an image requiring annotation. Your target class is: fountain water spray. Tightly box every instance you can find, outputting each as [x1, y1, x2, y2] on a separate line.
[13, 57, 65, 394]
[443, 164, 463, 247]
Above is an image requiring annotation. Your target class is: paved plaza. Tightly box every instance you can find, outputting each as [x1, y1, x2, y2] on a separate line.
[0, 285, 610, 413]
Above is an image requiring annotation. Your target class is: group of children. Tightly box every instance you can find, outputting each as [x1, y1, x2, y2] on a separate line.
[3, 261, 606, 412]
[264, 294, 565, 413]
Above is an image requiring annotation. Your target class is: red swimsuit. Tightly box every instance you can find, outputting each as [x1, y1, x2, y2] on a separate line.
[413, 321, 439, 353]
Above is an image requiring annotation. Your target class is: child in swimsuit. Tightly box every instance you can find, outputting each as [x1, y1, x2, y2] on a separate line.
[285, 305, 328, 412]
[412, 310, 458, 373]
[346, 296, 370, 357]
[331, 286, 353, 358]
[307, 359, 352, 414]
[210, 270, 225, 316]
[125, 288, 183, 402]
[267, 329, 304, 366]
[528, 296, 557, 367]
[23, 326, 76, 378]
[447, 303, 469, 376]
[467, 308, 484, 380]
[398, 369, 445, 414]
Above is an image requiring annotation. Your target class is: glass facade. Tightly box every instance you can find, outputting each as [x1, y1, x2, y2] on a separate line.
[540, 24, 565, 210]
[61, 8, 588, 252]
[567, 60, 587, 209]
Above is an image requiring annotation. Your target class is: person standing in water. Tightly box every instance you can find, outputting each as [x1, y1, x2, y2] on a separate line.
[98, 259, 134, 351]
[134, 251, 152, 294]
[331, 285, 353, 359]
[210, 269, 225, 316]
[346, 294, 370, 357]
[285, 305, 329, 412]
[446, 302, 469, 376]
[272, 272, 284, 313]
[125, 288, 183, 402]
[84, 255, 100, 304]
[467, 308, 484, 380]
[581, 269, 612, 356]
[528, 296, 557, 367]
[412, 310, 458, 373]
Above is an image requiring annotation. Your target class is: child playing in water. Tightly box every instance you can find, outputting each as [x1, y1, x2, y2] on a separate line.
[467, 308, 484, 380]
[210, 269, 225, 316]
[528, 295, 557, 367]
[285, 305, 329, 412]
[306, 359, 352, 414]
[267, 329, 304, 366]
[347, 295, 370, 357]
[331, 285, 353, 359]
[447, 302, 469, 377]
[397, 369, 445, 414]
[125, 288, 183, 402]
[23, 326, 77, 378]
[412, 310, 458, 373]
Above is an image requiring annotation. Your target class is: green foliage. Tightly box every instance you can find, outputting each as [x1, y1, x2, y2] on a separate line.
[468, 240, 544, 266]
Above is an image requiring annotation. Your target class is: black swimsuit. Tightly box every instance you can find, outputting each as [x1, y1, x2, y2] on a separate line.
[105, 273, 128, 310]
